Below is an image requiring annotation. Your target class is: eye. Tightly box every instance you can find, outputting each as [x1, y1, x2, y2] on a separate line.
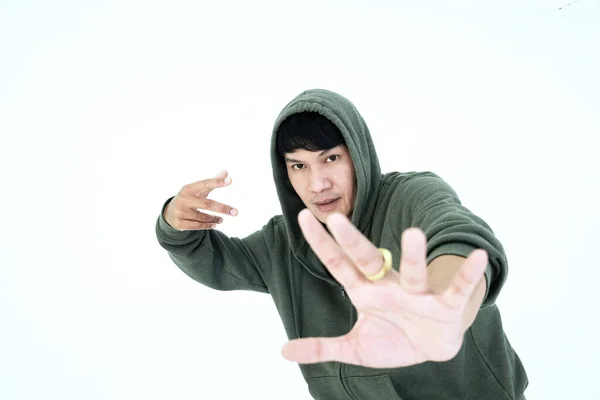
[326, 155, 339, 163]
[291, 164, 305, 171]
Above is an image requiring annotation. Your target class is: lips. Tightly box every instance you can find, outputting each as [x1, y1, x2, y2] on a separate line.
[314, 198, 341, 212]
[315, 198, 339, 206]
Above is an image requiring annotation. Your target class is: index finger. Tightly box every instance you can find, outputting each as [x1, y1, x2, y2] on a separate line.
[182, 174, 231, 195]
[325, 213, 393, 281]
[297, 209, 367, 290]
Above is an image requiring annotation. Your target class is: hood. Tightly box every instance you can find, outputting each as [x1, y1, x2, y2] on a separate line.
[270, 89, 382, 281]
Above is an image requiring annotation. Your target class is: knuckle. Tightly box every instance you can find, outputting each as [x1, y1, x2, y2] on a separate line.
[203, 198, 214, 208]
[173, 198, 185, 210]
[198, 214, 212, 223]
[172, 208, 181, 219]
[324, 254, 345, 270]
[347, 236, 362, 249]
[354, 255, 372, 269]
[458, 269, 473, 285]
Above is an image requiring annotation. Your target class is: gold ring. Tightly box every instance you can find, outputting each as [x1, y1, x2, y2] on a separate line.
[367, 248, 393, 282]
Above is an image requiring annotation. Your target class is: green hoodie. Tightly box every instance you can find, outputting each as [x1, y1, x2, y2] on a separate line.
[155, 89, 528, 399]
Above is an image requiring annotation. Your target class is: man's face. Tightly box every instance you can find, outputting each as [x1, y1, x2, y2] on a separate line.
[284, 145, 357, 223]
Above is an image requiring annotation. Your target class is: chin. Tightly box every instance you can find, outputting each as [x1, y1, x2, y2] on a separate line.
[307, 209, 326, 223]
[307, 202, 347, 223]
[313, 212, 327, 223]
[318, 209, 344, 222]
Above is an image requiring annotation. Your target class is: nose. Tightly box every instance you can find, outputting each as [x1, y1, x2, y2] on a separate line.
[309, 170, 333, 193]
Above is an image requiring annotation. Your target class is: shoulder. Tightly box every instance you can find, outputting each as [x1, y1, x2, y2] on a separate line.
[377, 171, 461, 215]
[382, 170, 444, 185]
[258, 214, 288, 243]
[380, 171, 451, 197]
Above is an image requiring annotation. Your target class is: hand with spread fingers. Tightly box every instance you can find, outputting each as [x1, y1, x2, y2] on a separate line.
[281, 209, 489, 368]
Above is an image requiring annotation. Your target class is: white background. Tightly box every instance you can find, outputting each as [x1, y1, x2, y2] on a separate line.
[1, 1, 599, 399]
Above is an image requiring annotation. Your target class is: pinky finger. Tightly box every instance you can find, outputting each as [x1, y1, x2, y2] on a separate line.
[178, 220, 218, 231]
[440, 249, 488, 310]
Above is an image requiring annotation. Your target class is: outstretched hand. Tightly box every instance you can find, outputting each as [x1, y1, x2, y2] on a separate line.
[280, 209, 488, 368]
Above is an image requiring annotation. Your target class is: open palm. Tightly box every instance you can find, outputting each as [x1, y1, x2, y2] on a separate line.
[280, 209, 488, 368]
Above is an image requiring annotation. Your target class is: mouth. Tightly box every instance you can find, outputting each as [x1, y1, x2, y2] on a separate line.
[314, 198, 341, 212]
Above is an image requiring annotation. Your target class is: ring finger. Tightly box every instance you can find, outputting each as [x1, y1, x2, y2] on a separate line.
[181, 209, 223, 225]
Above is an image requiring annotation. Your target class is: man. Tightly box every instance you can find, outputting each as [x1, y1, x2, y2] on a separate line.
[155, 89, 528, 399]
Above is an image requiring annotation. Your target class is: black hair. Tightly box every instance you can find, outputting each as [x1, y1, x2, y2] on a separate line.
[276, 111, 346, 158]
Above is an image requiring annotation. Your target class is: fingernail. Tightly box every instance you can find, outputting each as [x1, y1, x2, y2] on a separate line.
[230, 208, 238, 216]
[218, 218, 223, 223]
[224, 177, 231, 184]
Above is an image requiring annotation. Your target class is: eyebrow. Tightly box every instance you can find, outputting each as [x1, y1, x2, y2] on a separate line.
[285, 148, 334, 164]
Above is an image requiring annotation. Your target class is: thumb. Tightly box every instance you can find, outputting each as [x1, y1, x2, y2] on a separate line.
[281, 336, 349, 365]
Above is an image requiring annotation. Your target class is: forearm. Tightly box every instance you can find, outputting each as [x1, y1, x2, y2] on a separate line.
[155, 199, 270, 293]
[427, 255, 487, 332]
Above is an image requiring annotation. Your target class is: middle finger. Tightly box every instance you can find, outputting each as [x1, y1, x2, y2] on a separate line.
[188, 197, 238, 217]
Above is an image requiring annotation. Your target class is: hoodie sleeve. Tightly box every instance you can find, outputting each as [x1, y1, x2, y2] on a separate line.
[391, 172, 508, 308]
[155, 197, 272, 293]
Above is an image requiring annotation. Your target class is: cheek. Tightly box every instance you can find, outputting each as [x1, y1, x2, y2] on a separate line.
[343, 170, 356, 195]
[346, 180, 356, 209]
[289, 175, 308, 199]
